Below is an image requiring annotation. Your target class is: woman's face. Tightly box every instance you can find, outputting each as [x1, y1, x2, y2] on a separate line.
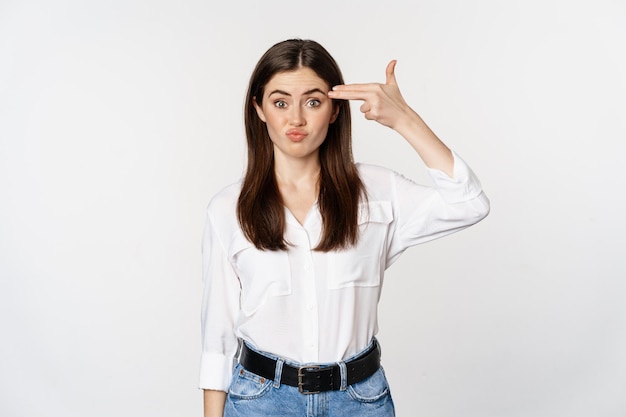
[253, 67, 339, 164]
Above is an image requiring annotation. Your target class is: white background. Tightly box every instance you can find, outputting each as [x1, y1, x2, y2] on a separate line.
[1, 0, 625, 416]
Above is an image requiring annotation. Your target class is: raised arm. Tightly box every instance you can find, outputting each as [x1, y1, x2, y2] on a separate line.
[327, 60, 454, 177]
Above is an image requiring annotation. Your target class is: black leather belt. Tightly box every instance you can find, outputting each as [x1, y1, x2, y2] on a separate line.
[239, 340, 381, 394]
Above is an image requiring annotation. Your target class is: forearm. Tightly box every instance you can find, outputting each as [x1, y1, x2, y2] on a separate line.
[328, 60, 455, 176]
[203, 389, 226, 417]
[394, 108, 454, 177]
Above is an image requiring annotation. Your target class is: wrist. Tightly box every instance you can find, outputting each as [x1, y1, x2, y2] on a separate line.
[394, 110, 430, 141]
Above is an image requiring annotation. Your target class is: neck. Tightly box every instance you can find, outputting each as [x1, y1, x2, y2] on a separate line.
[273, 152, 321, 187]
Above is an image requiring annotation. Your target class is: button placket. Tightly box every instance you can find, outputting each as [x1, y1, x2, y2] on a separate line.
[299, 227, 319, 359]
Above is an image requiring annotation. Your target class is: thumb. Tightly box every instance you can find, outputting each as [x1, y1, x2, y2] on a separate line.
[385, 60, 398, 86]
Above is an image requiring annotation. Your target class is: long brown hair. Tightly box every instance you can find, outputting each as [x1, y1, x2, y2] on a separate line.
[237, 39, 365, 251]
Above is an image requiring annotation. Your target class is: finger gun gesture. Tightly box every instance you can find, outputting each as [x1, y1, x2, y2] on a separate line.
[328, 60, 414, 131]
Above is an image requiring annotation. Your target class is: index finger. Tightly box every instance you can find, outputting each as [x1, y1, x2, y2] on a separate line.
[327, 84, 378, 101]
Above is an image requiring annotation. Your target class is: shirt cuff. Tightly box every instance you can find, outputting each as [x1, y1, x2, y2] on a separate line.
[425, 150, 483, 204]
[198, 351, 235, 391]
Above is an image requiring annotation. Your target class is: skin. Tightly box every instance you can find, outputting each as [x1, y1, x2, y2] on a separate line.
[203, 390, 226, 417]
[204, 60, 453, 417]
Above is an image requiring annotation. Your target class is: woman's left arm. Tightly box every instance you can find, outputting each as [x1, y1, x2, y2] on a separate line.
[328, 60, 454, 177]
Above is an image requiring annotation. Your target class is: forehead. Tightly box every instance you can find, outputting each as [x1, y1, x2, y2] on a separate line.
[264, 67, 329, 94]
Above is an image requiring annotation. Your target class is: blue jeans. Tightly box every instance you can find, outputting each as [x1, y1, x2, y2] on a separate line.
[224, 341, 396, 417]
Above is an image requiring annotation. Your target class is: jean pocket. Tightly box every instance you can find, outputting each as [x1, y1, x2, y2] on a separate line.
[228, 364, 273, 400]
[347, 367, 391, 403]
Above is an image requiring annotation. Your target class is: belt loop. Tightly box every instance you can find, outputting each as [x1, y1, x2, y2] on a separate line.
[338, 360, 348, 391]
[273, 358, 284, 388]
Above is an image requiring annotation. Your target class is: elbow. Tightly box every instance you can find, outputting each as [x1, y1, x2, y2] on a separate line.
[474, 191, 490, 223]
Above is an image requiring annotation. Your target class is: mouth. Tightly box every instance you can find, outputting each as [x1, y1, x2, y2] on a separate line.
[286, 129, 308, 142]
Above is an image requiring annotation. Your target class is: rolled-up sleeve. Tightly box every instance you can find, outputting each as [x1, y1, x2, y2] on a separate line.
[198, 207, 241, 391]
[386, 150, 490, 266]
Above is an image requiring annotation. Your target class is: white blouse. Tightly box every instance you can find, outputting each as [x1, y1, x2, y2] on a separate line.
[199, 151, 490, 391]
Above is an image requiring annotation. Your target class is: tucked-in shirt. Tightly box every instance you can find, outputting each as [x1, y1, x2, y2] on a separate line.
[199, 151, 490, 391]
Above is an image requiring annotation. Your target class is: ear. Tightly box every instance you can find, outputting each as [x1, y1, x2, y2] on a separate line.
[253, 97, 267, 123]
[329, 102, 340, 124]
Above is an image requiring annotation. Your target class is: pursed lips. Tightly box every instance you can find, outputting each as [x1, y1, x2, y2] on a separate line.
[286, 129, 308, 142]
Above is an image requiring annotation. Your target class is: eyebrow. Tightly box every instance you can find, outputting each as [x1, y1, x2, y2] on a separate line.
[268, 88, 327, 97]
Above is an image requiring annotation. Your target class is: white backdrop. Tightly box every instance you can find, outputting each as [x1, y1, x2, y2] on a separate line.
[1, 0, 625, 416]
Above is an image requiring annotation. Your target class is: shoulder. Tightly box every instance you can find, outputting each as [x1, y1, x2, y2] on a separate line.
[356, 162, 403, 197]
[206, 180, 242, 219]
[356, 162, 428, 203]
[202, 181, 244, 248]
[356, 162, 395, 185]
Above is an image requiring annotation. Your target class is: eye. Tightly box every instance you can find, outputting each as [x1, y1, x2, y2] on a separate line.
[306, 99, 321, 108]
[273, 100, 288, 109]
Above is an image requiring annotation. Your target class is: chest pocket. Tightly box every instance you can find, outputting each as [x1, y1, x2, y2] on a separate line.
[228, 232, 292, 316]
[326, 201, 394, 290]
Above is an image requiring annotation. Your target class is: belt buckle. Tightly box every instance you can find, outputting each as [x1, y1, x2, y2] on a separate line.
[297, 365, 321, 394]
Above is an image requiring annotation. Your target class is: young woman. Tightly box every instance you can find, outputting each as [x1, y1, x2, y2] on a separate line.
[199, 39, 489, 417]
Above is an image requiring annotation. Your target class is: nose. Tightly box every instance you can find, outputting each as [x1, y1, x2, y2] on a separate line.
[289, 106, 305, 126]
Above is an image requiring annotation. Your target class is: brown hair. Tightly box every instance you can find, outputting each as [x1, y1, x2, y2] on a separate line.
[237, 39, 365, 251]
